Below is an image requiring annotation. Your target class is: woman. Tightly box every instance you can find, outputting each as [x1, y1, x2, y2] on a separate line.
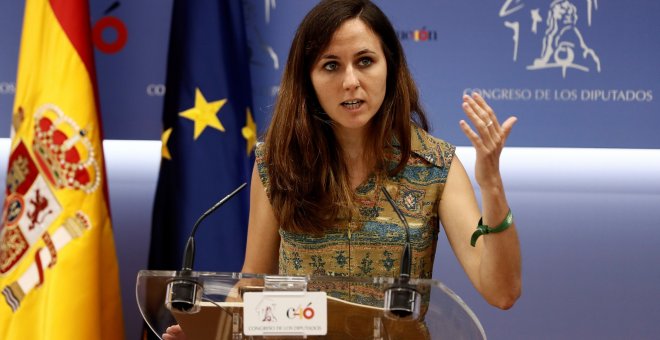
[244, 0, 520, 306]
[164, 0, 520, 338]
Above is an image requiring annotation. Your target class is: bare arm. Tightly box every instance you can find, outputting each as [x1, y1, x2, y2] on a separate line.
[439, 157, 521, 309]
[439, 93, 522, 310]
[241, 163, 280, 274]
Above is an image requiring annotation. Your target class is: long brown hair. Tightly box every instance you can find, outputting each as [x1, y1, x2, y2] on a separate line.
[265, 0, 429, 234]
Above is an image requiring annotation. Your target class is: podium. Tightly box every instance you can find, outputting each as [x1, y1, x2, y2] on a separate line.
[137, 270, 485, 339]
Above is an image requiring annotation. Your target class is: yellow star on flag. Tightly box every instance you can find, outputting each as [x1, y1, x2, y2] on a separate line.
[242, 107, 257, 155]
[161, 127, 173, 160]
[179, 87, 227, 140]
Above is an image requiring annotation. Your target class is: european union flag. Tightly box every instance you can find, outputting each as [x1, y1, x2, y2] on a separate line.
[148, 0, 255, 272]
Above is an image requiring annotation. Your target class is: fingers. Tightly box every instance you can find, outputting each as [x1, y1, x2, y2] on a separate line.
[460, 92, 516, 150]
[500, 116, 518, 141]
[459, 119, 484, 149]
[463, 93, 497, 132]
[471, 92, 500, 130]
[462, 93, 497, 149]
[163, 325, 186, 340]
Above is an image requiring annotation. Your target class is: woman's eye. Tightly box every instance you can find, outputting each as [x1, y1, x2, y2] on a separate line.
[358, 58, 373, 67]
[323, 62, 338, 71]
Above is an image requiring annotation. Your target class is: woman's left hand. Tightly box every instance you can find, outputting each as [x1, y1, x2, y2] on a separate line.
[459, 92, 517, 189]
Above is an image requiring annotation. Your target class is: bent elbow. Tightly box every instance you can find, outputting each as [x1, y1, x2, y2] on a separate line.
[489, 284, 521, 310]
[493, 295, 518, 310]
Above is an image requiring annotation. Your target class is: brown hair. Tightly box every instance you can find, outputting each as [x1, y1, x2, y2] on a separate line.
[264, 0, 429, 234]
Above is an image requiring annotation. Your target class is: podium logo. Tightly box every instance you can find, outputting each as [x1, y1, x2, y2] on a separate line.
[260, 305, 278, 322]
[500, 0, 601, 78]
[286, 302, 316, 320]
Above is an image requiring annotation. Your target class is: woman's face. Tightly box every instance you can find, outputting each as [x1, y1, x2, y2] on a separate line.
[310, 18, 387, 137]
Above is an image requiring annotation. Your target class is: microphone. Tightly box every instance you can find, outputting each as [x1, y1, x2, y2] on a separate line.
[380, 186, 421, 320]
[165, 182, 248, 313]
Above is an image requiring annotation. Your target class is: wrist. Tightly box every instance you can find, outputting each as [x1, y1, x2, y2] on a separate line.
[479, 181, 505, 199]
[476, 170, 504, 190]
[470, 209, 513, 247]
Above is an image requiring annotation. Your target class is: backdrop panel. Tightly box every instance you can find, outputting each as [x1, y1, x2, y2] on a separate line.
[1, 1, 659, 339]
[2, 1, 658, 147]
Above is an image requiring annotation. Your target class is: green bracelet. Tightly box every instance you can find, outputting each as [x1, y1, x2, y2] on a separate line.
[470, 209, 513, 247]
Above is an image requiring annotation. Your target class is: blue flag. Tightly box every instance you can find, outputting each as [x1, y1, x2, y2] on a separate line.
[148, 0, 255, 272]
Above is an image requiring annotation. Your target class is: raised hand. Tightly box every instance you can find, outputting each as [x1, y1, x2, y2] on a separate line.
[459, 92, 517, 189]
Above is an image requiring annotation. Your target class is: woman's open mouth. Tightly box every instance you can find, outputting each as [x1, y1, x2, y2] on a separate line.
[341, 99, 364, 110]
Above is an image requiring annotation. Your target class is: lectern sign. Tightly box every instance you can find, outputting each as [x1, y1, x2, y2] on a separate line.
[243, 291, 328, 336]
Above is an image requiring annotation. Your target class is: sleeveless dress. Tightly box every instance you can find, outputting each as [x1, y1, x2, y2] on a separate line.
[255, 125, 455, 306]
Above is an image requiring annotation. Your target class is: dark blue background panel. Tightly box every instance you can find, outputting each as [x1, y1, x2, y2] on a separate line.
[1, 1, 659, 147]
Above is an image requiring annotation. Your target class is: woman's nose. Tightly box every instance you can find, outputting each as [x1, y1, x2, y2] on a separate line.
[342, 66, 360, 90]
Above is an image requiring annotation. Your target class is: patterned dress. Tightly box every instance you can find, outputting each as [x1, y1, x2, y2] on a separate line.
[255, 125, 455, 306]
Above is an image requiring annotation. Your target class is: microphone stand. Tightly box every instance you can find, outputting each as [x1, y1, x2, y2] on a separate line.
[381, 186, 422, 320]
[165, 183, 247, 313]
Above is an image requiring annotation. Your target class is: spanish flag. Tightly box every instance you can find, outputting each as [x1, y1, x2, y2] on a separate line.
[0, 0, 124, 339]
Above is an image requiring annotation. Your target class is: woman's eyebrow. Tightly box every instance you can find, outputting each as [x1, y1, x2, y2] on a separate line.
[319, 49, 376, 60]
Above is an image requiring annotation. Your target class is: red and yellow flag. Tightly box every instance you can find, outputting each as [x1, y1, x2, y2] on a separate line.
[0, 0, 124, 339]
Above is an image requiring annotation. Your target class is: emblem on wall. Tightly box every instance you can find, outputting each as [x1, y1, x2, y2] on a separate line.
[500, 0, 601, 78]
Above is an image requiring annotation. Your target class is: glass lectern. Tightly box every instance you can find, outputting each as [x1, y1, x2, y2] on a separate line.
[137, 270, 485, 339]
